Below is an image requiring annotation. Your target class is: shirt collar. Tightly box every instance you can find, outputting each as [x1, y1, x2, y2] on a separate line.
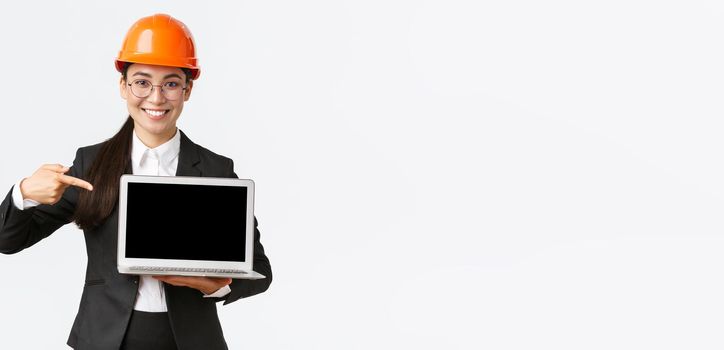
[131, 128, 181, 166]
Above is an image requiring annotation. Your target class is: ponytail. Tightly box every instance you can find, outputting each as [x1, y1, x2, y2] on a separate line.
[73, 116, 133, 230]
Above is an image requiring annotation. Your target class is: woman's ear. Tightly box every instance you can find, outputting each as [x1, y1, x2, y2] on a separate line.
[183, 80, 193, 101]
[119, 76, 128, 100]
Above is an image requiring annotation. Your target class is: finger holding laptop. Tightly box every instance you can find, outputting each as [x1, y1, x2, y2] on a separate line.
[19, 164, 94, 204]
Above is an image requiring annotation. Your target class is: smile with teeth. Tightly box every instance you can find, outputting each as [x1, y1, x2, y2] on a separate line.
[143, 109, 169, 119]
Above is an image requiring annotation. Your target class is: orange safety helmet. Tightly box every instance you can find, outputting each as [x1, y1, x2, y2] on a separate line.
[115, 14, 200, 80]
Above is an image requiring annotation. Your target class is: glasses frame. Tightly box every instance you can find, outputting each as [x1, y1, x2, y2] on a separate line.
[127, 79, 188, 101]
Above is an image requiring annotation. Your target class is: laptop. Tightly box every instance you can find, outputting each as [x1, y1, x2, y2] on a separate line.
[117, 175, 265, 279]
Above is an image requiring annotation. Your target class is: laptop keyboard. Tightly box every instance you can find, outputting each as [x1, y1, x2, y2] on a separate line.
[129, 266, 248, 274]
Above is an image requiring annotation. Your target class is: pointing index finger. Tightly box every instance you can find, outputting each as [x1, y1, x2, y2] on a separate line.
[57, 174, 93, 191]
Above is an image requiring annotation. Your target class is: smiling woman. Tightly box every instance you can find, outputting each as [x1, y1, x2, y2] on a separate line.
[121, 64, 193, 148]
[0, 13, 272, 350]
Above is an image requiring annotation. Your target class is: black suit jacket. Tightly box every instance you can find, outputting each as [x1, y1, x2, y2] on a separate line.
[0, 130, 272, 350]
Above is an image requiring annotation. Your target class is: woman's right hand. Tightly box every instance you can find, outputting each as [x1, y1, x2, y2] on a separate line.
[19, 164, 94, 205]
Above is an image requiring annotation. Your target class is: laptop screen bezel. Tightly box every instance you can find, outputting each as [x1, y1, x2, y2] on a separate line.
[117, 175, 255, 273]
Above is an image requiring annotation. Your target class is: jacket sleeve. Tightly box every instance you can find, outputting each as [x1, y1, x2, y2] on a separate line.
[220, 158, 273, 305]
[0, 148, 84, 254]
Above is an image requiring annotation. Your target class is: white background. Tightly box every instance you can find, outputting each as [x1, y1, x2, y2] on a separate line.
[1, 0, 723, 349]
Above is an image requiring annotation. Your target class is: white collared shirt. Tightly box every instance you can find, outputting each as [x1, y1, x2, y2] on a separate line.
[12, 128, 230, 312]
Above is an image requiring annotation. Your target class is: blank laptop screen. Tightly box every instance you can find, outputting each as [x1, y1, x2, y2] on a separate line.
[125, 182, 247, 262]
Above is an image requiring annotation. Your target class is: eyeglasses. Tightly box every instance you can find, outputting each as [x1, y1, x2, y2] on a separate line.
[127, 79, 187, 100]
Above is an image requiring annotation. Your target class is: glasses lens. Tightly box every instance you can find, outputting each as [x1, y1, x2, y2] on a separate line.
[161, 82, 183, 100]
[130, 80, 152, 98]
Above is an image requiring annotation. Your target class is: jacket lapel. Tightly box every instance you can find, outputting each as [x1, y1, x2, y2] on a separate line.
[175, 130, 202, 177]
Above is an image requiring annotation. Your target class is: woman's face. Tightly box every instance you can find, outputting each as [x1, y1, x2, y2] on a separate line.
[120, 63, 193, 146]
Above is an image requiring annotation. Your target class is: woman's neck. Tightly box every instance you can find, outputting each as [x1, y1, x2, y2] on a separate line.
[134, 127, 177, 149]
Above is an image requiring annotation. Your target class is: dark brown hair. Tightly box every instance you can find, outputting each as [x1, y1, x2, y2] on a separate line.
[72, 116, 133, 230]
[73, 64, 192, 230]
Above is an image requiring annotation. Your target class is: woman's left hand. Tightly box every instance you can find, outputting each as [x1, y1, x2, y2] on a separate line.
[153, 275, 232, 295]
